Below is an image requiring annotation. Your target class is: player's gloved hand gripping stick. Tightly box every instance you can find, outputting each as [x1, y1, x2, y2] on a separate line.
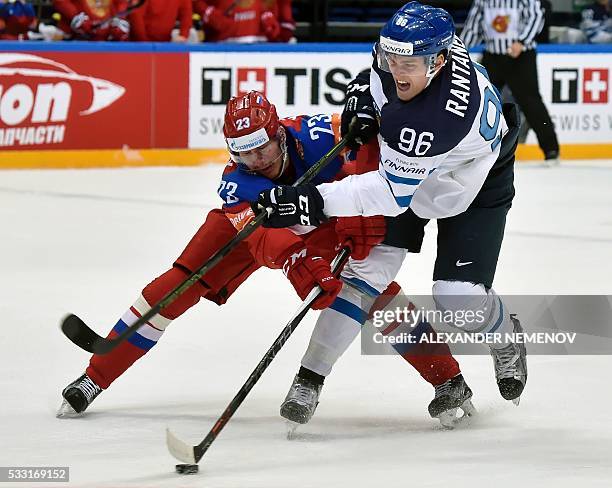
[167, 245, 351, 468]
[60, 122, 357, 355]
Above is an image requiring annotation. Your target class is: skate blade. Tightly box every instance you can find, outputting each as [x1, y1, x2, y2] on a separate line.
[437, 399, 476, 430]
[438, 408, 458, 429]
[461, 399, 477, 417]
[56, 399, 83, 419]
[286, 421, 299, 440]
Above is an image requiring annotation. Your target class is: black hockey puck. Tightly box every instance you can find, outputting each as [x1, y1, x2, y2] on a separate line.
[175, 463, 199, 475]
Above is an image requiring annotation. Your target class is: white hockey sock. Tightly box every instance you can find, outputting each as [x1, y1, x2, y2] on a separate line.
[433, 280, 514, 349]
[301, 284, 374, 377]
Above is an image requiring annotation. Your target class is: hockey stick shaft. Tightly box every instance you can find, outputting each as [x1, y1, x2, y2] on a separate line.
[91, 0, 146, 28]
[223, 0, 241, 16]
[167, 246, 351, 464]
[61, 131, 352, 354]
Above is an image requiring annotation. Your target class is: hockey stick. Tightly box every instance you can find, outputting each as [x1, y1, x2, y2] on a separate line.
[166, 246, 351, 465]
[60, 129, 353, 355]
[91, 0, 146, 29]
[223, 0, 241, 16]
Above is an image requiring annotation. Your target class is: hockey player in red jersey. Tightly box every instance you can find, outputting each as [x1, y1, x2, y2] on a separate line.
[53, 0, 130, 41]
[264, 0, 295, 42]
[193, 0, 295, 42]
[129, 0, 192, 42]
[0, 1, 37, 40]
[58, 91, 470, 428]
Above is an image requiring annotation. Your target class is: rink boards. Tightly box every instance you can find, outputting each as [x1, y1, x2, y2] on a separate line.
[0, 42, 610, 168]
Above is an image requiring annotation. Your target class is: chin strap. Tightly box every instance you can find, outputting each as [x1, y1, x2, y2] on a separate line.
[425, 63, 445, 88]
[273, 127, 289, 179]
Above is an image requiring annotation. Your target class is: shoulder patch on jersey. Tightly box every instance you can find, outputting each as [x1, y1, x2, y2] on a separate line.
[225, 204, 256, 231]
[283, 114, 344, 184]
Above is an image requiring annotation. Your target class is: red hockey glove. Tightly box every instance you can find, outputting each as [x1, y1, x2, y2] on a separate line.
[70, 12, 93, 35]
[281, 245, 342, 310]
[335, 216, 386, 260]
[260, 11, 280, 41]
[109, 17, 130, 41]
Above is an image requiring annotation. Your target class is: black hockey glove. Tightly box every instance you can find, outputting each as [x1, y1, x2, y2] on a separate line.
[341, 70, 379, 150]
[257, 184, 326, 228]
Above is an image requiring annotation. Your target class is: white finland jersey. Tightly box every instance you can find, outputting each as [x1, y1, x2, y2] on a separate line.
[317, 37, 509, 220]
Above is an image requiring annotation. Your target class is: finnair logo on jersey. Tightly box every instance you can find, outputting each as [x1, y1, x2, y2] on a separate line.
[386, 160, 426, 175]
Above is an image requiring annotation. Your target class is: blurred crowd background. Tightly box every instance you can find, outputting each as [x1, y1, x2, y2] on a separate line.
[0, 0, 609, 44]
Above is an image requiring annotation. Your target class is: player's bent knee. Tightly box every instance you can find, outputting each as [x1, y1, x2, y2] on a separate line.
[341, 245, 406, 295]
[142, 266, 208, 320]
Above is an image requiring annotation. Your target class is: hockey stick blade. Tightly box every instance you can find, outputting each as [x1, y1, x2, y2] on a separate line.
[61, 314, 102, 354]
[61, 130, 354, 355]
[60, 314, 118, 354]
[166, 428, 197, 464]
[166, 248, 351, 465]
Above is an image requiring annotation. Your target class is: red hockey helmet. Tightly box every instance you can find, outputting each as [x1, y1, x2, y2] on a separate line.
[223, 91, 287, 177]
[223, 91, 280, 154]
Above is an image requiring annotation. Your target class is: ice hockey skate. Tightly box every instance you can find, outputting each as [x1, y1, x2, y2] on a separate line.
[491, 315, 527, 404]
[428, 373, 476, 429]
[280, 373, 323, 438]
[56, 373, 102, 418]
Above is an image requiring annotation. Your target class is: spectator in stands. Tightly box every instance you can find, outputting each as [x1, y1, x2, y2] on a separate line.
[53, 0, 130, 41]
[462, 0, 560, 165]
[581, 0, 611, 43]
[0, 0, 37, 40]
[267, 0, 295, 42]
[193, 0, 295, 43]
[129, 0, 192, 42]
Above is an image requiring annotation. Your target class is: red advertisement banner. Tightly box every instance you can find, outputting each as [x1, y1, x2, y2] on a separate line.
[0, 51, 188, 150]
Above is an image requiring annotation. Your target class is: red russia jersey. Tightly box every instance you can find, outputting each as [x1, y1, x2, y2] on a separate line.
[268, 0, 295, 42]
[53, 0, 127, 37]
[219, 113, 379, 270]
[0, 1, 37, 40]
[129, 0, 192, 41]
[220, 113, 379, 231]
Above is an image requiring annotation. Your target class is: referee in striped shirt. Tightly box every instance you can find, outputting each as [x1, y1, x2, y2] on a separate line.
[462, 0, 560, 163]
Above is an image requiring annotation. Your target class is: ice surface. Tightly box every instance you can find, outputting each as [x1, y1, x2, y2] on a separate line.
[1, 161, 611, 487]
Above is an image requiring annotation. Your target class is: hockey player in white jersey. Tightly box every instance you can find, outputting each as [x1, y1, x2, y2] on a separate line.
[259, 1, 527, 407]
